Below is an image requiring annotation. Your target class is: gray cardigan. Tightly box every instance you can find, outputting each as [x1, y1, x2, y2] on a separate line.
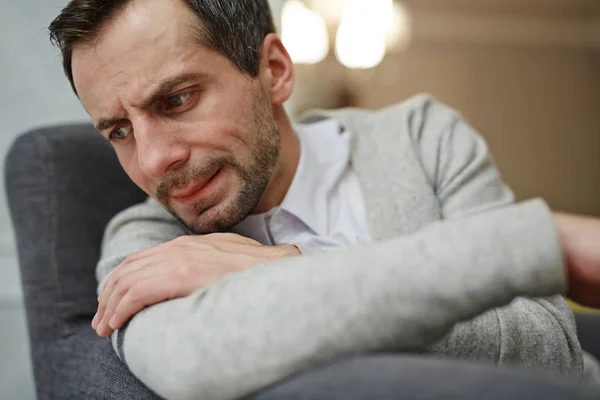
[98, 94, 582, 400]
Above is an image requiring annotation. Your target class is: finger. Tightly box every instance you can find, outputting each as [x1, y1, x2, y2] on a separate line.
[97, 263, 167, 334]
[94, 236, 270, 331]
[95, 256, 161, 329]
[98, 265, 209, 337]
[96, 272, 160, 337]
[106, 276, 189, 333]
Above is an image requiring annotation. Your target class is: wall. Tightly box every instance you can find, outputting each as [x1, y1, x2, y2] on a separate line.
[1, 2, 89, 298]
[595, 52, 600, 130]
[293, 39, 600, 218]
[352, 44, 600, 216]
[1, 2, 88, 399]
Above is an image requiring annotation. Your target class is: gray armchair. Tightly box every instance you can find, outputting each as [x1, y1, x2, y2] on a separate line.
[5, 124, 600, 400]
[5, 124, 157, 400]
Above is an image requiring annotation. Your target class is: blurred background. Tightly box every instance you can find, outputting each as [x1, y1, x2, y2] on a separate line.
[1, 0, 598, 398]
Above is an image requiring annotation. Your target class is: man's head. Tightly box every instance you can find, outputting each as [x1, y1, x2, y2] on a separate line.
[49, 0, 298, 234]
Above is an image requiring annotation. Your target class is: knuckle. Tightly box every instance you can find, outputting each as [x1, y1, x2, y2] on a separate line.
[176, 264, 196, 280]
[106, 276, 120, 292]
[114, 283, 129, 297]
[126, 286, 144, 303]
[112, 273, 122, 284]
[112, 271, 128, 288]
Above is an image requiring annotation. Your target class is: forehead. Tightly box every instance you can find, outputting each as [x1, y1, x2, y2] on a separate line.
[71, 0, 215, 116]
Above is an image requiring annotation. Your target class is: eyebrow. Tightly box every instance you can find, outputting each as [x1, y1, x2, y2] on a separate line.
[94, 72, 207, 133]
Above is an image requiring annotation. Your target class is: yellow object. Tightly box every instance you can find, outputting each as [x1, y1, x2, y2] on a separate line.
[568, 300, 600, 313]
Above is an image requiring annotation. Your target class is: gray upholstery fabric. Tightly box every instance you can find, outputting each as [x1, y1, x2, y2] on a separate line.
[248, 355, 600, 400]
[5, 124, 600, 399]
[577, 314, 600, 360]
[5, 125, 159, 400]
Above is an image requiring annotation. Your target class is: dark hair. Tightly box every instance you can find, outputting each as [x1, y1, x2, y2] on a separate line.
[49, 0, 276, 94]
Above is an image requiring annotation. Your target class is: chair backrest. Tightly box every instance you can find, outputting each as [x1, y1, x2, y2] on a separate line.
[5, 124, 149, 397]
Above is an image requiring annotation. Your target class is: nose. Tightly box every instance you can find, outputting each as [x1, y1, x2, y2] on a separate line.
[134, 119, 190, 179]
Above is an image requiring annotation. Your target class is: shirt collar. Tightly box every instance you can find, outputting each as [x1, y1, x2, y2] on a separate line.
[231, 118, 351, 241]
[279, 118, 349, 237]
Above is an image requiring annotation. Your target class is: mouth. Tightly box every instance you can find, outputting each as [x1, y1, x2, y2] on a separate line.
[171, 168, 222, 205]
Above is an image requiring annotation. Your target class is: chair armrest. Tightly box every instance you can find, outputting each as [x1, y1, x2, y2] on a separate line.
[5, 124, 148, 399]
[42, 322, 161, 400]
[576, 313, 600, 359]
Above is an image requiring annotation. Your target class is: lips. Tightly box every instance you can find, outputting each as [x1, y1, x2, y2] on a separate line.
[171, 169, 220, 201]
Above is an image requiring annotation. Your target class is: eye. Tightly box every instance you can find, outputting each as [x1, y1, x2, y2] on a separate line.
[165, 92, 193, 111]
[108, 125, 133, 142]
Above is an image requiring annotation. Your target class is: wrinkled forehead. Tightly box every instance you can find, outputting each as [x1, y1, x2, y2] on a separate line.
[71, 0, 202, 113]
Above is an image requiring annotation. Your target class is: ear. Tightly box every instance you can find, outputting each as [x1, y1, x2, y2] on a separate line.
[259, 33, 295, 105]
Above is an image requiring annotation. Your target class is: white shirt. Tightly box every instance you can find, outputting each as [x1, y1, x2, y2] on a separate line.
[231, 119, 371, 249]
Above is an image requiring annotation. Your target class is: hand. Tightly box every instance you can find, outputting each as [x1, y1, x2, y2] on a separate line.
[554, 213, 600, 308]
[92, 233, 300, 337]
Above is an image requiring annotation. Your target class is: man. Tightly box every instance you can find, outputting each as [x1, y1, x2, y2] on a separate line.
[49, 0, 600, 399]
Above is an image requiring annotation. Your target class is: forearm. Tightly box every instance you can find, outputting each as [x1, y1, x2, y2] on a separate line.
[407, 96, 581, 377]
[426, 295, 582, 377]
[410, 98, 581, 376]
[113, 199, 567, 400]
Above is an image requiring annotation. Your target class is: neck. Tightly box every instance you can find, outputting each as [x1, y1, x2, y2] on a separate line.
[252, 105, 300, 214]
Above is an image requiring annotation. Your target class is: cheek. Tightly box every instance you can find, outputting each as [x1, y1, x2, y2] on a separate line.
[192, 88, 258, 149]
[183, 120, 253, 156]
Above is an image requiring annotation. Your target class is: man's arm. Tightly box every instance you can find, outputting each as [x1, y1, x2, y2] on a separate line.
[95, 97, 581, 400]
[101, 200, 569, 400]
[96, 197, 319, 293]
[405, 95, 582, 374]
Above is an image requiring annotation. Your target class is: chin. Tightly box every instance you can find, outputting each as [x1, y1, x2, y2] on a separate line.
[181, 199, 244, 234]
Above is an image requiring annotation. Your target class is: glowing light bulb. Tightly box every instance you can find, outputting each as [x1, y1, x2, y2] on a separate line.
[281, 0, 329, 65]
[306, 0, 344, 25]
[386, 2, 413, 52]
[335, 0, 389, 69]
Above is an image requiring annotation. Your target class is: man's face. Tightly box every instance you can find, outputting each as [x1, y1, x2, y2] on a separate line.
[72, 0, 280, 234]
